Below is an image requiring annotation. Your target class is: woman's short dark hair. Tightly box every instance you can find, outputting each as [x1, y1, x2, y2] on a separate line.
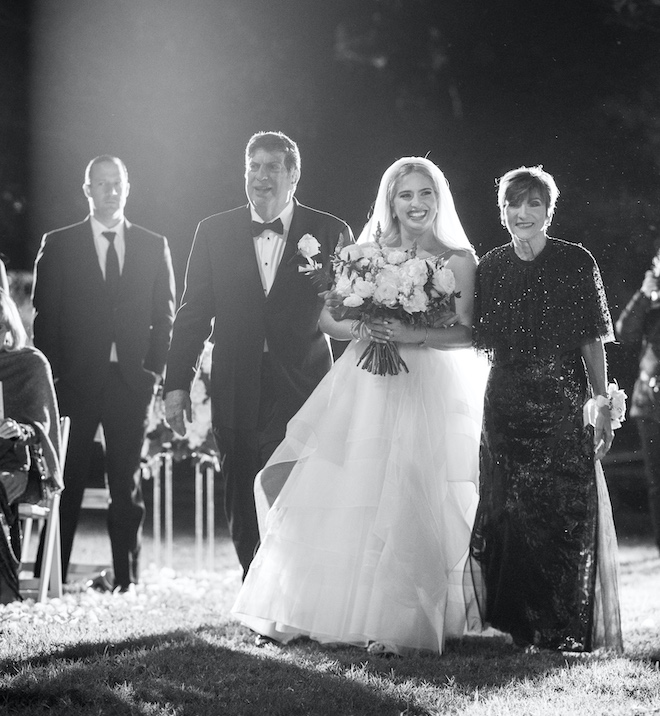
[497, 165, 560, 225]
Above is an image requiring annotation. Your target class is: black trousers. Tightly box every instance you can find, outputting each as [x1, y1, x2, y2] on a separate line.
[636, 418, 660, 551]
[214, 355, 287, 579]
[55, 364, 152, 587]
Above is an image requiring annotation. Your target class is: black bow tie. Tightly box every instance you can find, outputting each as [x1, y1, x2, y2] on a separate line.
[251, 218, 284, 237]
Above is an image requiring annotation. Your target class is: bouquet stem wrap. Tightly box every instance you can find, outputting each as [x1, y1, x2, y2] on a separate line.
[357, 339, 409, 376]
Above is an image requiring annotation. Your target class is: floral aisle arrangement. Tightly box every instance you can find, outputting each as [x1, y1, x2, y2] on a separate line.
[297, 226, 459, 376]
[142, 341, 218, 466]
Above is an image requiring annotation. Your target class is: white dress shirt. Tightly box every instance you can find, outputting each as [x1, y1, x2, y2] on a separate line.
[250, 201, 295, 352]
[250, 201, 294, 296]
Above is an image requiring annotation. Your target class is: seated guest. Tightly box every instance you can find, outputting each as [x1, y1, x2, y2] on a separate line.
[0, 289, 61, 603]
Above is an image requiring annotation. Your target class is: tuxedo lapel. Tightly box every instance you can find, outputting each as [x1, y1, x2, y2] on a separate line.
[236, 206, 266, 302]
[268, 201, 304, 300]
[281, 200, 302, 267]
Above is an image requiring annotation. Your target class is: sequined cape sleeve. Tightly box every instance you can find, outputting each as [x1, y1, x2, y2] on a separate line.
[473, 238, 613, 362]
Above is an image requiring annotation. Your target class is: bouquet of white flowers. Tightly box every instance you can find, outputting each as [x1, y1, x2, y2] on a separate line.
[327, 225, 459, 376]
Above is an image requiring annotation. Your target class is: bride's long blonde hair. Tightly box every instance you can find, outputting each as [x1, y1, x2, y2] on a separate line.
[379, 163, 438, 246]
[357, 156, 475, 256]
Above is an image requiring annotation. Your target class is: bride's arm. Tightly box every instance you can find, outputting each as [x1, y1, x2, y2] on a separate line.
[319, 303, 355, 341]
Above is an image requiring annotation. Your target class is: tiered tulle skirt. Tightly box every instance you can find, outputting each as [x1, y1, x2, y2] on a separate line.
[232, 341, 489, 653]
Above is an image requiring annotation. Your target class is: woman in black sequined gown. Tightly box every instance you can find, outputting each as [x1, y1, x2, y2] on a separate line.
[470, 166, 623, 652]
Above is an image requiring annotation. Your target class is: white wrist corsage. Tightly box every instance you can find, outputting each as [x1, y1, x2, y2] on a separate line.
[583, 381, 627, 430]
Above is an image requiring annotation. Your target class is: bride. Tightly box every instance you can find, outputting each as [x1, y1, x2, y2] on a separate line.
[232, 156, 488, 655]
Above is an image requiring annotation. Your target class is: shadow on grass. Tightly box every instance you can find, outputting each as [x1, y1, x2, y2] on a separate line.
[0, 626, 582, 716]
[0, 627, 414, 716]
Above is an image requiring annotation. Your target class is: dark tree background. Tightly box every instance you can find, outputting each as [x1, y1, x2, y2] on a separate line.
[1, 0, 659, 443]
[0, 0, 30, 271]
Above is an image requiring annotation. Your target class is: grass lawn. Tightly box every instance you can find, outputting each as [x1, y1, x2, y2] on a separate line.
[1, 483, 659, 715]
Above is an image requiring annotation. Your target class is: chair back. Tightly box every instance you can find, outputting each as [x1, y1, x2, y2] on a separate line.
[18, 415, 71, 602]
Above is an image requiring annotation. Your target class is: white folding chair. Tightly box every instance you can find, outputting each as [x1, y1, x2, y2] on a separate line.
[18, 415, 70, 602]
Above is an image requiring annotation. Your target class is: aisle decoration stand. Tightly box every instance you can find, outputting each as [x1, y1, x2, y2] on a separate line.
[142, 342, 220, 571]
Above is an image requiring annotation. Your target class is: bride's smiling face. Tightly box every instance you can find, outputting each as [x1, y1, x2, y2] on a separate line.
[392, 172, 438, 239]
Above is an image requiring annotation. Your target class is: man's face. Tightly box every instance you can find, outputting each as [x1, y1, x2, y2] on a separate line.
[84, 160, 130, 227]
[245, 149, 298, 221]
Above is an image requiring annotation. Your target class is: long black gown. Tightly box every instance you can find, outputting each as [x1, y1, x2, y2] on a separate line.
[470, 238, 622, 652]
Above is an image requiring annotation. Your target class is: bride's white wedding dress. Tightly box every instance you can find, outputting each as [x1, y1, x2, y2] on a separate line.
[232, 339, 488, 654]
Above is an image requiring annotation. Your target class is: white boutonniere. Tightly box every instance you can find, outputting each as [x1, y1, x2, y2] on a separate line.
[296, 234, 332, 291]
[297, 234, 322, 273]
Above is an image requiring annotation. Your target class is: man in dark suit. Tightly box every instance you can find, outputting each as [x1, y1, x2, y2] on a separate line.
[32, 155, 176, 591]
[164, 131, 352, 578]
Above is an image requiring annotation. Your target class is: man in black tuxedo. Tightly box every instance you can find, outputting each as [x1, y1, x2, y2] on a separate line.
[165, 131, 352, 578]
[32, 155, 176, 591]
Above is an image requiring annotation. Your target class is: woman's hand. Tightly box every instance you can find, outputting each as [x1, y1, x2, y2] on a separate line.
[593, 405, 614, 461]
[580, 338, 614, 460]
[364, 317, 392, 344]
[366, 317, 421, 344]
[0, 418, 22, 440]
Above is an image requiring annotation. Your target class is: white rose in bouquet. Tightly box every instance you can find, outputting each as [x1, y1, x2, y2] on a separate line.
[360, 243, 380, 260]
[402, 289, 429, 314]
[385, 249, 407, 265]
[405, 257, 429, 285]
[353, 277, 376, 299]
[373, 274, 400, 306]
[432, 266, 456, 296]
[340, 244, 364, 262]
[335, 273, 354, 296]
[343, 293, 365, 308]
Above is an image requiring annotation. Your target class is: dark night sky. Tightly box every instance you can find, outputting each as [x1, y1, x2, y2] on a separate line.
[1, 0, 659, 309]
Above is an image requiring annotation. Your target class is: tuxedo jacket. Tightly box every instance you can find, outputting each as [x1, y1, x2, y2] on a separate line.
[32, 216, 176, 399]
[164, 199, 353, 430]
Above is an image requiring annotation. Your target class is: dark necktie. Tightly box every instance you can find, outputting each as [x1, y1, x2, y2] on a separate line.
[251, 218, 284, 237]
[102, 231, 120, 297]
